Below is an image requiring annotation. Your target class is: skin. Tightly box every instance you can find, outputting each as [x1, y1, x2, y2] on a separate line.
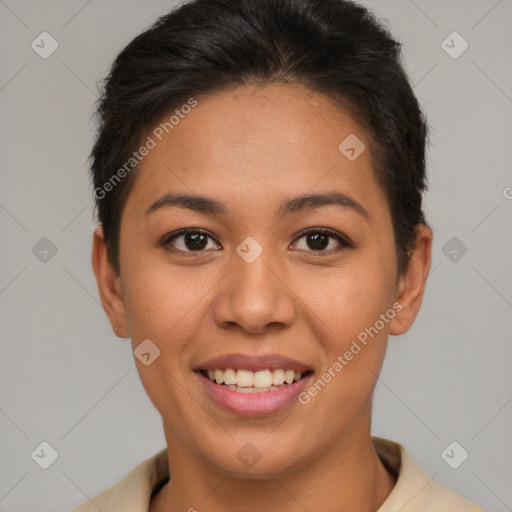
[92, 82, 432, 512]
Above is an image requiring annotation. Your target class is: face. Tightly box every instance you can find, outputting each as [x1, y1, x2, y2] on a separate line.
[93, 82, 432, 478]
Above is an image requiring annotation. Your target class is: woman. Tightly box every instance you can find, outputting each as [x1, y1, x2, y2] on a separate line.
[74, 0, 485, 510]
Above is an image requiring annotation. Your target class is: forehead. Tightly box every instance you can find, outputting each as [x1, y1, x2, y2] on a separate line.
[124, 82, 387, 219]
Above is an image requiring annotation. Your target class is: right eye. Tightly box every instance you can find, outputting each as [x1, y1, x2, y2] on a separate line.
[161, 229, 222, 253]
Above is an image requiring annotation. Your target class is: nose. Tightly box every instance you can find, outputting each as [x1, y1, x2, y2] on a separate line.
[212, 244, 296, 335]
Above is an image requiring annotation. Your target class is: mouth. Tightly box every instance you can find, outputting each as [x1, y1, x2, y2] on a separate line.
[197, 368, 314, 393]
[194, 354, 315, 416]
[194, 353, 314, 416]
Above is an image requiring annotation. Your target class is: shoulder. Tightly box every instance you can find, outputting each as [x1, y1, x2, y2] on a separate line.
[373, 437, 486, 512]
[71, 448, 169, 512]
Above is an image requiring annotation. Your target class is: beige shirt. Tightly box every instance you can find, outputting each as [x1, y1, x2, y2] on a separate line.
[72, 437, 485, 512]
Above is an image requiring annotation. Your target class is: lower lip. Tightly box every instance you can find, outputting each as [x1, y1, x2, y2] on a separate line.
[196, 371, 313, 417]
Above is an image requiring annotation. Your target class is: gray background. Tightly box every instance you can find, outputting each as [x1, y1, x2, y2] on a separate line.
[0, 0, 510, 510]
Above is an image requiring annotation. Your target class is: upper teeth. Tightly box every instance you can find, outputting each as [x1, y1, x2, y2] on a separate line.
[206, 369, 302, 387]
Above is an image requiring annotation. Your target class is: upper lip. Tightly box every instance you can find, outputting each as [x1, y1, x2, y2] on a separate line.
[195, 353, 312, 372]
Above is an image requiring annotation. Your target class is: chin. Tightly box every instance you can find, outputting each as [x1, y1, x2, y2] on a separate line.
[200, 437, 310, 480]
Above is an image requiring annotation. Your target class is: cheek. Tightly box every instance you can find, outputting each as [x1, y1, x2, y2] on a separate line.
[295, 266, 394, 423]
[122, 258, 208, 343]
[293, 243, 397, 398]
[121, 261, 210, 412]
[297, 257, 396, 341]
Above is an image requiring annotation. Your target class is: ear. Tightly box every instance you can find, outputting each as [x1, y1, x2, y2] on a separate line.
[91, 225, 129, 337]
[389, 224, 433, 336]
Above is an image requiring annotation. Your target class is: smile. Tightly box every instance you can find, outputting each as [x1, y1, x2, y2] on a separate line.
[194, 353, 314, 416]
[199, 368, 311, 393]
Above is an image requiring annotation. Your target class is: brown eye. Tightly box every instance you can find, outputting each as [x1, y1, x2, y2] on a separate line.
[305, 232, 330, 251]
[292, 229, 351, 253]
[162, 229, 221, 253]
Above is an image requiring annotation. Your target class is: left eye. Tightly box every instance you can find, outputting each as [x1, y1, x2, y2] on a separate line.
[291, 229, 349, 252]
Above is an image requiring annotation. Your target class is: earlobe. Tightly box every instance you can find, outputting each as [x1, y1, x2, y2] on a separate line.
[389, 224, 433, 336]
[91, 225, 129, 338]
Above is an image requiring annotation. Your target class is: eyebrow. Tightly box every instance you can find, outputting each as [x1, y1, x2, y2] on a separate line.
[145, 191, 369, 220]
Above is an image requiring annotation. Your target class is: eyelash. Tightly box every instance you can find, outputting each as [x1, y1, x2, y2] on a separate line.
[161, 227, 352, 255]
